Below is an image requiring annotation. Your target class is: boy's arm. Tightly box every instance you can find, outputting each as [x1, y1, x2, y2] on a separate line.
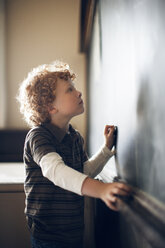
[40, 152, 87, 195]
[83, 145, 115, 178]
[40, 152, 131, 211]
[83, 125, 116, 178]
[81, 177, 131, 211]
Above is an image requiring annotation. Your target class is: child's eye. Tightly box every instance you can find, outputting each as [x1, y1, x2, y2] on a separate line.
[68, 87, 73, 92]
[67, 86, 75, 93]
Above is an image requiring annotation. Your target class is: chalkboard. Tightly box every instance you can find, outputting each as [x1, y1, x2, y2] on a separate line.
[88, 0, 165, 203]
[88, 1, 165, 247]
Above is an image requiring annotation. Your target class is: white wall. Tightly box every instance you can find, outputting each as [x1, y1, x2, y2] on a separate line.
[5, 0, 86, 137]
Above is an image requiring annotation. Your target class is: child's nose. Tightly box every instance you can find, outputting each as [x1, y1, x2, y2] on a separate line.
[77, 90, 82, 98]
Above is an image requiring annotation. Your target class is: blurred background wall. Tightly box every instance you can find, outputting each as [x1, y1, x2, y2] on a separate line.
[0, 0, 87, 137]
[0, 1, 88, 248]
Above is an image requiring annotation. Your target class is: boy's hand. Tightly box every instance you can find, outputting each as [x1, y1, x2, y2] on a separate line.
[104, 125, 115, 150]
[99, 182, 132, 211]
[82, 178, 132, 211]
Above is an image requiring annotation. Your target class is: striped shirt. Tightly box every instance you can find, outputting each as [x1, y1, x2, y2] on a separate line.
[24, 123, 88, 244]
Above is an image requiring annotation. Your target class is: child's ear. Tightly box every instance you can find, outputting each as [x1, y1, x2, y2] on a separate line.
[48, 105, 58, 114]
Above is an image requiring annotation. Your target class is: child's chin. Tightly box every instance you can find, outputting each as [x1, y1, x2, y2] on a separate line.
[80, 107, 85, 114]
[76, 108, 85, 116]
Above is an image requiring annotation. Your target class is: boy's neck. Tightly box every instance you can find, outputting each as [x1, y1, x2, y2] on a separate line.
[50, 116, 70, 132]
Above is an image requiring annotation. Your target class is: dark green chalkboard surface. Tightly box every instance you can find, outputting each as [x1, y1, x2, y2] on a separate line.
[88, 1, 165, 247]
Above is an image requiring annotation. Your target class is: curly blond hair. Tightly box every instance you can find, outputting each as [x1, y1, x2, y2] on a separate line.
[17, 61, 76, 127]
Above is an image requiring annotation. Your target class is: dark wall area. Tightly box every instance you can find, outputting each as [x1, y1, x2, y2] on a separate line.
[0, 129, 28, 162]
[88, 0, 165, 247]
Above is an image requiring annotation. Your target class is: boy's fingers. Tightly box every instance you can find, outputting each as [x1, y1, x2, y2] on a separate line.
[115, 183, 132, 193]
[108, 203, 118, 211]
[104, 125, 115, 135]
[104, 125, 110, 135]
[112, 188, 130, 196]
[105, 197, 118, 211]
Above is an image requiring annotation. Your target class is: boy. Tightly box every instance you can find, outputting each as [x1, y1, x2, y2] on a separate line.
[17, 61, 131, 248]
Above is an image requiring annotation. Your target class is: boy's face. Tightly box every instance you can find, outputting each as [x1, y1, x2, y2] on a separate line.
[51, 78, 84, 120]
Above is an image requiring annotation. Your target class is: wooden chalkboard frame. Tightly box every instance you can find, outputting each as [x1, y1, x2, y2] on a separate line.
[80, 0, 97, 52]
[117, 185, 165, 248]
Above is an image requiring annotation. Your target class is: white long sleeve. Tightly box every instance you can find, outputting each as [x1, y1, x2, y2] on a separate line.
[83, 145, 115, 178]
[40, 152, 88, 196]
[39, 146, 115, 196]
